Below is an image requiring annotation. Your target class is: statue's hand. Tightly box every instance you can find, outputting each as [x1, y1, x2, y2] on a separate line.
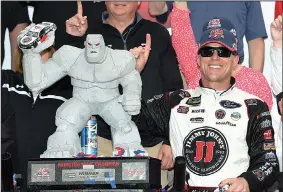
[17, 24, 55, 54]
[118, 94, 141, 116]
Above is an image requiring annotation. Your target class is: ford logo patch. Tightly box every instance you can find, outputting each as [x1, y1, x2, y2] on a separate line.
[219, 100, 242, 109]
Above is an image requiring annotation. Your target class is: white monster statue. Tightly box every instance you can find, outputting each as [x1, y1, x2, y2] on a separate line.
[17, 23, 148, 158]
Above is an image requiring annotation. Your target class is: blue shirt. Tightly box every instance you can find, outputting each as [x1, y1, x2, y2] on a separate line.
[157, 1, 267, 64]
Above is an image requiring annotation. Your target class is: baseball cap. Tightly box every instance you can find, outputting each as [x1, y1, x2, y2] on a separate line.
[203, 18, 237, 36]
[199, 18, 238, 53]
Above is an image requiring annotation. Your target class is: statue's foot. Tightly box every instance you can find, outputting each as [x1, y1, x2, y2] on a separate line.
[41, 131, 81, 158]
[128, 144, 148, 157]
[112, 145, 129, 157]
[40, 146, 81, 158]
[112, 144, 148, 157]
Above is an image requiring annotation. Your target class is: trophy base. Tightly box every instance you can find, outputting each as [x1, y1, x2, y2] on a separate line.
[27, 157, 161, 191]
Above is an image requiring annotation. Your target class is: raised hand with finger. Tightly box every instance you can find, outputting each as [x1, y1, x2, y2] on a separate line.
[129, 33, 151, 72]
[271, 15, 282, 48]
[66, 1, 88, 37]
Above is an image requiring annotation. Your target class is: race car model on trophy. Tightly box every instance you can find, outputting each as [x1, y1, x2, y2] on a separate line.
[17, 22, 149, 158]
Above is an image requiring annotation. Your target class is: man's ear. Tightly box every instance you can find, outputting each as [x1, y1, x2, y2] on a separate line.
[233, 55, 239, 67]
[197, 55, 201, 66]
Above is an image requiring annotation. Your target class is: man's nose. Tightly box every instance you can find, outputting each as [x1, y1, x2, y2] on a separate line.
[211, 50, 219, 60]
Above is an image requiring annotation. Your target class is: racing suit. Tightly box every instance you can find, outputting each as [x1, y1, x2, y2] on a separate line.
[141, 77, 279, 192]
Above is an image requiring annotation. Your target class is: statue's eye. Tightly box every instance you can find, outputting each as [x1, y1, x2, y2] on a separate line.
[96, 43, 100, 46]
[88, 42, 92, 46]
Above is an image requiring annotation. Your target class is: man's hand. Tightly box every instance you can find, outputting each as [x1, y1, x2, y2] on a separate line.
[157, 144, 174, 170]
[66, 1, 88, 37]
[219, 177, 250, 192]
[148, 2, 168, 16]
[129, 34, 151, 72]
[174, 1, 189, 10]
[271, 15, 282, 48]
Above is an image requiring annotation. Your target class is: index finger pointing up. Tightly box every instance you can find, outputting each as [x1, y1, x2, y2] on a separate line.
[77, 1, 83, 16]
[145, 33, 151, 50]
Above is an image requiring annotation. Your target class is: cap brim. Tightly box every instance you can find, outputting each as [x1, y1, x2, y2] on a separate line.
[199, 40, 236, 52]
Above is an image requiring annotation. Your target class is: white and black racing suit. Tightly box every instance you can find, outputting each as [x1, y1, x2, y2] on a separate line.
[140, 77, 279, 192]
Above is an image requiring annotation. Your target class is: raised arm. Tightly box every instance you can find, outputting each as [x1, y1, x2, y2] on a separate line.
[18, 25, 78, 95]
[66, 1, 88, 37]
[171, 2, 200, 89]
[148, 2, 169, 16]
[270, 15, 282, 96]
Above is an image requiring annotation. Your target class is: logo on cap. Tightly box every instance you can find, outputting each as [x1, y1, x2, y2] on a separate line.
[207, 19, 221, 29]
[230, 29, 237, 36]
[209, 29, 224, 39]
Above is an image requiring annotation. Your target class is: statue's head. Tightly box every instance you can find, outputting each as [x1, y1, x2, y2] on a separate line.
[84, 34, 106, 63]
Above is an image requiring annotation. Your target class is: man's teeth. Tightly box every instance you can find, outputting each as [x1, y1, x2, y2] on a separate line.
[209, 65, 221, 68]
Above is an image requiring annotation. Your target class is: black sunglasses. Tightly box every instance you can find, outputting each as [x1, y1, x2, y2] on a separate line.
[198, 46, 236, 58]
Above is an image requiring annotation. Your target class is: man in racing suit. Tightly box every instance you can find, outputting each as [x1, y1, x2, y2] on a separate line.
[140, 18, 279, 192]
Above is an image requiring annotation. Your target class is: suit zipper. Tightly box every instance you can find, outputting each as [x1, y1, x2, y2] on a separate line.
[31, 92, 38, 109]
[120, 22, 138, 50]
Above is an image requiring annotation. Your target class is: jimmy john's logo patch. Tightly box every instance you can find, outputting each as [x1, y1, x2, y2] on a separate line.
[183, 127, 229, 176]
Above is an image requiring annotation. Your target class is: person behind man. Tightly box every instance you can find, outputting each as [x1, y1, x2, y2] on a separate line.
[148, 1, 267, 73]
[65, 1, 183, 186]
[270, 14, 282, 165]
[269, 14, 283, 192]
[139, 17, 279, 191]
[270, 15, 282, 104]
[29, 1, 106, 50]
[1, 1, 30, 70]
